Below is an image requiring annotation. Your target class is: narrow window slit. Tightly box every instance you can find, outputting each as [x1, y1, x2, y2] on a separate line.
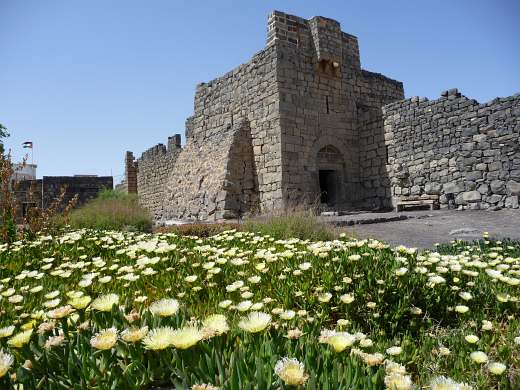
[326, 95, 330, 114]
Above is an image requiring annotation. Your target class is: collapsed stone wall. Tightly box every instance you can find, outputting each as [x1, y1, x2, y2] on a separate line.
[163, 120, 257, 220]
[384, 89, 520, 210]
[136, 136, 181, 219]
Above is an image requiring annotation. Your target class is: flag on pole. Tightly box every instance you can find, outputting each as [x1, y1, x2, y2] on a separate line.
[22, 141, 33, 149]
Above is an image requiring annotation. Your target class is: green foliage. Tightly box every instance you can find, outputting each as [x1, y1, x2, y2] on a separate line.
[4, 213, 17, 243]
[64, 189, 152, 232]
[0, 231, 518, 389]
[243, 210, 337, 241]
[158, 209, 336, 240]
[0, 123, 8, 138]
[96, 188, 132, 200]
[0, 123, 8, 154]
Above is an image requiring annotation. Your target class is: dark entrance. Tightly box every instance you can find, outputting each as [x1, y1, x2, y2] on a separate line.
[319, 170, 337, 205]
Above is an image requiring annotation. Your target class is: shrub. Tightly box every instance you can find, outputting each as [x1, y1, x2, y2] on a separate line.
[65, 189, 152, 232]
[242, 209, 338, 241]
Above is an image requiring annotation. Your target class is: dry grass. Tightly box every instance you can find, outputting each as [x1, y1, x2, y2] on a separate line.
[242, 208, 338, 241]
[64, 189, 152, 232]
[157, 208, 338, 241]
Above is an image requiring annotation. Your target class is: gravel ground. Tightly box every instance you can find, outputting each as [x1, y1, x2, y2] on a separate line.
[335, 209, 520, 249]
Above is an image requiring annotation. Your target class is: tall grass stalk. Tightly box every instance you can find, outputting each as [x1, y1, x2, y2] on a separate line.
[242, 208, 338, 241]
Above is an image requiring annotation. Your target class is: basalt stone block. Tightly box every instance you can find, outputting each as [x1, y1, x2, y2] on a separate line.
[488, 161, 502, 171]
[490, 180, 505, 194]
[477, 184, 489, 194]
[505, 196, 519, 209]
[486, 171, 501, 180]
[462, 191, 481, 203]
[511, 170, 520, 180]
[461, 142, 476, 151]
[465, 181, 477, 191]
[473, 134, 487, 143]
[443, 181, 464, 194]
[455, 193, 466, 205]
[461, 127, 478, 137]
[506, 180, 520, 196]
[425, 182, 442, 195]
[414, 174, 427, 184]
[465, 171, 482, 181]
[463, 157, 477, 166]
[486, 194, 502, 204]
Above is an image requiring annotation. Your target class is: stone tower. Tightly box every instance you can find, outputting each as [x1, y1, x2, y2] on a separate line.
[266, 12, 404, 209]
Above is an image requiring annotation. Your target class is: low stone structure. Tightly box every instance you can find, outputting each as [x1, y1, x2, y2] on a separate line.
[121, 11, 519, 221]
[16, 176, 113, 218]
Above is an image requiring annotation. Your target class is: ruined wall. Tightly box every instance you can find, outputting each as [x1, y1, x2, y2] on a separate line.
[125, 151, 138, 194]
[136, 135, 181, 219]
[384, 89, 520, 209]
[164, 120, 257, 220]
[117, 151, 138, 194]
[162, 42, 281, 220]
[268, 11, 403, 208]
[42, 176, 113, 208]
[15, 176, 113, 220]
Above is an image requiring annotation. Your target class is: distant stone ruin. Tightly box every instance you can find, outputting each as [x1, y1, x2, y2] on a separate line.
[16, 176, 113, 220]
[120, 11, 520, 221]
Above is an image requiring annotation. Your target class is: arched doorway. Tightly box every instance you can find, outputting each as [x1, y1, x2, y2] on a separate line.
[316, 145, 344, 206]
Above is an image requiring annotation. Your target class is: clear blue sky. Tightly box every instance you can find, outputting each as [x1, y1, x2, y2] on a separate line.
[1, 0, 519, 182]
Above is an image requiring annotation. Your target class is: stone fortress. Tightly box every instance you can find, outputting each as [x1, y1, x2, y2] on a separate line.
[120, 11, 520, 221]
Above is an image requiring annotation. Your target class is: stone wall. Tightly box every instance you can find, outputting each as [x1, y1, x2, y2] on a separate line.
[358, 71, 406, 209]
[136, 135, 181, 219]
[161, 41, 281, 221]
[163, 120, 258, 220]
[384, 89, 520, 210]
[116, 151, 138, 194]
[358, 106, 389, 209]
[16, 176, 113, 219]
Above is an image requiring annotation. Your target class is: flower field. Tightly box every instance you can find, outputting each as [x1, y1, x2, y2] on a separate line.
[0, 229, 518, 389]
